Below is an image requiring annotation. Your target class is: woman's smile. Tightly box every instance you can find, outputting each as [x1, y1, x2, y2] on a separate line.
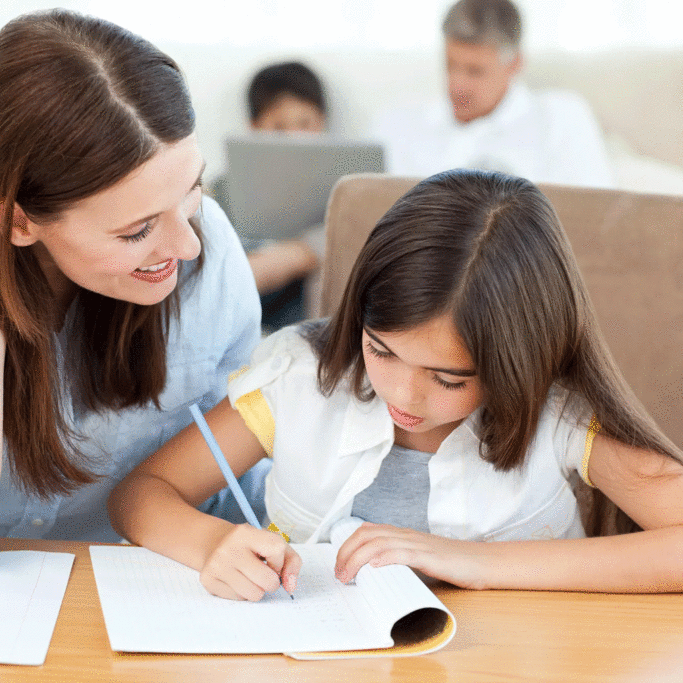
[131, 258, 178, 283]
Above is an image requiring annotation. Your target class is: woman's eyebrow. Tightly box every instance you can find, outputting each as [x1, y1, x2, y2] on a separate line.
[364, 328, 477, 377]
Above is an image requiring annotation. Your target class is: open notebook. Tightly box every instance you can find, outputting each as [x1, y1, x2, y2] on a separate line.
[90, 522, 454, 659]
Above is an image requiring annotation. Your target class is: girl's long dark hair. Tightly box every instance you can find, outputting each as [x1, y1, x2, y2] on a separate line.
[0, 10, 202, 497]
[310, 169, 681, 536]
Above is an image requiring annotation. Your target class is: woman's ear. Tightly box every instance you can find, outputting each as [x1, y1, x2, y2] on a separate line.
[9, 204, 40, 247]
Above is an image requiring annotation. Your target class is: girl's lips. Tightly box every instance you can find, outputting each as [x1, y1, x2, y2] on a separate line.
[130, 259, 177, 283]
[388, 404, 424, 428]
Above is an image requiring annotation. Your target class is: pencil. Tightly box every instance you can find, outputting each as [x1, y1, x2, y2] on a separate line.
[188, 403, 294, 600]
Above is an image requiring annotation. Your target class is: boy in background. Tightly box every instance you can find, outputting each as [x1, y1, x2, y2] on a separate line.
[244, 62, 328, 331]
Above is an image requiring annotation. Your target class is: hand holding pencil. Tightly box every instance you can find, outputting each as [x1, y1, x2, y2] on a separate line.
[199, 522, 300, 601]
[189, 403, 301, 602]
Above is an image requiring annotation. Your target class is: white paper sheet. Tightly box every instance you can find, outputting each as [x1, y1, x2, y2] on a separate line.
[0, 551, 75, 665]
[89, 543, 453, 656]
[90, 544, 390, 654]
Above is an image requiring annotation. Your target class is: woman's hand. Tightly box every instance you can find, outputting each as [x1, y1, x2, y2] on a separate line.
[200, 523, 302, 601]
[334, 522, 486, 589]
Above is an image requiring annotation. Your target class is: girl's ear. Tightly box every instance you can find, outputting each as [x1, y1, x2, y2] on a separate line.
[9, 204, 40, 247]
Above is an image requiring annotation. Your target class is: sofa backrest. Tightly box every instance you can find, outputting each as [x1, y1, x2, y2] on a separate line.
[321, 173, 683, 447]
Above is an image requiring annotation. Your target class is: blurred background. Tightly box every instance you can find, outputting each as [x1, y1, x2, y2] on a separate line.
[4, 0, 681, 183]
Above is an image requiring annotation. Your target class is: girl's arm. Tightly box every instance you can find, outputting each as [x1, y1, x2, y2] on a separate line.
[108, 396, 301, 601]
[335, 435, 683, 593]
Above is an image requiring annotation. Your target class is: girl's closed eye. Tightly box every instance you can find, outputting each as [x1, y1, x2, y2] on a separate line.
[121, 221, 154, 243]
[433, 375, 466, 391]
[365, 341, 392, 359]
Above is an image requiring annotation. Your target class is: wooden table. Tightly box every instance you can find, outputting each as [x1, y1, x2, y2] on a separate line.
[3, 539, 683, 682]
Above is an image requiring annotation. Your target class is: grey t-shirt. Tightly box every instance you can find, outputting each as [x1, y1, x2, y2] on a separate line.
[351, 443, 434, 533]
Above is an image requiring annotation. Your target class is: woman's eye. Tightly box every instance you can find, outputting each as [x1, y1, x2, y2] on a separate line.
[186, 185, 203, 217]
[121, 222, 153, 243]
[433, 375, 466, 391]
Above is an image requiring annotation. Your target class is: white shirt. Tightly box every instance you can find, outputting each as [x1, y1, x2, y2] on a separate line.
[372, 81, 615, 189]
[0, 197, 262, 542]
[228, 327, 592, 545]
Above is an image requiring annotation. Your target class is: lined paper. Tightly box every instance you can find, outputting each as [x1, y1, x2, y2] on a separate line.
[0, 551, 75, 665]
[90, 544, 388, 654]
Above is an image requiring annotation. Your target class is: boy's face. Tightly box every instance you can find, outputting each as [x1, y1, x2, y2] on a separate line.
[251, 94, 326, 133]
[445, 38, 521, 123]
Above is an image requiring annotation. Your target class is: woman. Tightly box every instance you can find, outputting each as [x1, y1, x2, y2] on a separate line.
[0, 9, 263, 542]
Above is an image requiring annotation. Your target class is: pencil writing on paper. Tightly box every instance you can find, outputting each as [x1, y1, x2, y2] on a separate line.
[188, 402, 294, 600]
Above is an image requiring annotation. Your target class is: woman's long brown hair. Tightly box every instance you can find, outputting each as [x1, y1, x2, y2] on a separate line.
[311, 170, 682, 536]
[0, 10, 202, 497]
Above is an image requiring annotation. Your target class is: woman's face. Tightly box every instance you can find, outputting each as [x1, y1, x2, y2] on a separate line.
[15, 134, 204, 307]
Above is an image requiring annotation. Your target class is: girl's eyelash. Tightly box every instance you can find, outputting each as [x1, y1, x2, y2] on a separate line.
[366, 339, 467, 390]
[365, 341, 392, 358]
[121, 222, 153, 243]
[433, 375, 466, 391]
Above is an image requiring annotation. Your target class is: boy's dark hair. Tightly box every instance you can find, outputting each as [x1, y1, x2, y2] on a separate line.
[247, 61, 327, 122]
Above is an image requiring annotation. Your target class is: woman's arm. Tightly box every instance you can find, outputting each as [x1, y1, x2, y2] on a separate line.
[108, 396, 301, 601]
[335, 435, 683, 593]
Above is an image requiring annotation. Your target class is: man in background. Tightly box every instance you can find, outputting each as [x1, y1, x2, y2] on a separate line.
[372, 0, 614, 187]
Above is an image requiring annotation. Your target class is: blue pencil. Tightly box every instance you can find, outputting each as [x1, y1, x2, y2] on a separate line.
[188, 403, 294, 600]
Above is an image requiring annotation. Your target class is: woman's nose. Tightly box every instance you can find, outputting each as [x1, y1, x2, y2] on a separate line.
[167, 213, 201, 262]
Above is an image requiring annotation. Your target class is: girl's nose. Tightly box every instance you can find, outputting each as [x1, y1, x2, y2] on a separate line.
[394, 370, 423, 406]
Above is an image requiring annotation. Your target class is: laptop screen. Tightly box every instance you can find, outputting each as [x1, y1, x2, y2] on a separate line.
[215, 135, 385, 245]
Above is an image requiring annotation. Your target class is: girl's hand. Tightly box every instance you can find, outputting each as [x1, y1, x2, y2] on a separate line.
[200, 523, 302, 601]
[334, 522, 485, 589]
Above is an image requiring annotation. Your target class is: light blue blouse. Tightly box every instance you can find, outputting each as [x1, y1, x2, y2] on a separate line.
[0, 196, 262, 542]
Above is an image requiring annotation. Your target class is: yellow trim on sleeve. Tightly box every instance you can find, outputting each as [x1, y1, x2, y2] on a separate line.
[582, 414, 601, 487]
[233, 389, 275, 457]
[228, 365, 249, 383]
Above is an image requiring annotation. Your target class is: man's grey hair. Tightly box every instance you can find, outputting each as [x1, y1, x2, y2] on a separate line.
[442, 0, 522, 60]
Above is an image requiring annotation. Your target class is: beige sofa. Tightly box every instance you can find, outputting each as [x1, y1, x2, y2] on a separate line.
[319, 174, 683, 450]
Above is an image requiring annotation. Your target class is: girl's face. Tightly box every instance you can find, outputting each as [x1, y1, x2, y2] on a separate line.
[362, 313, 485, 452]
[14, 134, 204, 309]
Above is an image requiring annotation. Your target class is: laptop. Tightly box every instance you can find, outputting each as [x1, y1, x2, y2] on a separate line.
[214, 135, 385, 245]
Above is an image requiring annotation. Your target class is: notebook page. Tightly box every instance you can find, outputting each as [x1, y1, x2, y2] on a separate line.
[288, 517, 455, 659]
[0, 551, 75, 665]
[328, 516, 453, 632]
[355, 562, 450, 631]
[90, 544, 395, 654]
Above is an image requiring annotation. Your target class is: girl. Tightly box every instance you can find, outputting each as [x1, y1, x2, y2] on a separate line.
[0, 9, 265, 542]
[110, 170, 683, 600]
